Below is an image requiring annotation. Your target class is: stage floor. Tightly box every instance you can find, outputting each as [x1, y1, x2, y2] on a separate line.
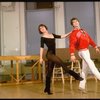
[0, 79, 100, 99]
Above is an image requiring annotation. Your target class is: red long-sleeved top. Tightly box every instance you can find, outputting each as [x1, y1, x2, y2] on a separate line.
[69, 29, 96, 54]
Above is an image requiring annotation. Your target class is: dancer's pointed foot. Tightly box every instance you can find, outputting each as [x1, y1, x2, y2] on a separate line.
[75, 76, 83, 81]
[67, 70, 84, 81]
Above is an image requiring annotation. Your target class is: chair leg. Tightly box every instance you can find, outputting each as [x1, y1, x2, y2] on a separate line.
[61, 67, 65, 85]
[70, 60, 82, 84]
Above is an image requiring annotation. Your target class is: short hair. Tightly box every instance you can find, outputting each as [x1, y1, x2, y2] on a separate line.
[38, 24, 48, 34]
[70, 17, 79, 26]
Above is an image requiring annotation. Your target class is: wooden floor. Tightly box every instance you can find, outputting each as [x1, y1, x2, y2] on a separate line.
[0, 79, 100, 99]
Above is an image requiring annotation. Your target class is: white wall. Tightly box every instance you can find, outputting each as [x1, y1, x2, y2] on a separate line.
[0, 2, 26, 56]
[54, 2, 66, 48]
[95, 2, 100, 46]
[0, 2, 100, 56]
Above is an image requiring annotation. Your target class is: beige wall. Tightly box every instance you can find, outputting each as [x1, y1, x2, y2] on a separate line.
[0, 2, 100, 56]
[54, 2, 66, 48]
[95, 2, 100, 46]
[0, 2, 26, 56]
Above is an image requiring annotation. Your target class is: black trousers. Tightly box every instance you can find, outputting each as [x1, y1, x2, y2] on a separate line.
[44, 51, 82, 91]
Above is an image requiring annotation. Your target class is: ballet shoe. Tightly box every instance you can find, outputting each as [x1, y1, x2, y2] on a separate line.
[75, 76, 83, 81]
[79, 77, 84, 81]
[67, 70, 83, 81]
[44, 89, 53, 95]
[79, 87, 87, 93]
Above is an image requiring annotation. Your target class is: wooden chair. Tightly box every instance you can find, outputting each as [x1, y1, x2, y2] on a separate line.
[70, 60, 81, 84]
[52, 65, 65, 85]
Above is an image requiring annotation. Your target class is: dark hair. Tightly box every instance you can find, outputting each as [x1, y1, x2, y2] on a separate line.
[70, 17, 79, 26]
[38, 24, 48, 34]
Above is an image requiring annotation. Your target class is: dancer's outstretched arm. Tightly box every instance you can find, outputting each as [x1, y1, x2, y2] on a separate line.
[61, 31, 72, 38]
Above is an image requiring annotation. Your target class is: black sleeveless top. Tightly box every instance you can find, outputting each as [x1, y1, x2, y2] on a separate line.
[40, 33, 61, 54]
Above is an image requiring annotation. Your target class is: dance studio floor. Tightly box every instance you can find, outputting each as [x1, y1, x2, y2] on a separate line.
[0, 79, 100, 99]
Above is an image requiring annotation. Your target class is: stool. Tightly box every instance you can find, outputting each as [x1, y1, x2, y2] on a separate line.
[70, 60, 81, 84]
[52, 65, 65, 85]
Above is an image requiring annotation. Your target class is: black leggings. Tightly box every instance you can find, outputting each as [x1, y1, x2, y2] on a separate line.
[44, 51, 82, 91]
[46, 51, 82, 79]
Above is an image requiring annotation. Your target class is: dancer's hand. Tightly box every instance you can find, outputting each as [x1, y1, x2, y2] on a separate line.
[95, 47, 100, 54]
[40, 58, 44, 64]
[70, 55, 76, 63]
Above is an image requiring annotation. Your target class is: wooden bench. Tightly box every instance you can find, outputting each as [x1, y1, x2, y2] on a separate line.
[0, 55, 42, 85]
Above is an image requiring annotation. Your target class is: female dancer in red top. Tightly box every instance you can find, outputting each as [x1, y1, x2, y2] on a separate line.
[38, 24, 83, 95]
[69, 17, 100, 93]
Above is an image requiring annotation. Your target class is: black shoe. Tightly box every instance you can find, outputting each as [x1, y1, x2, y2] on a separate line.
[44, 89, 53, 95]
[80, 77, 84, 81]
[75, 76, 83, 81]
[68, 70, 83, 81]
